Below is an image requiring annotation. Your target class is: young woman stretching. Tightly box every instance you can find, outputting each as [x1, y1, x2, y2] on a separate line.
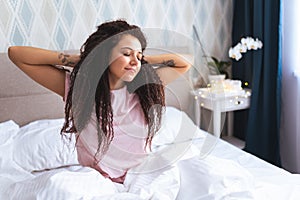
[8, 20, 191, 184]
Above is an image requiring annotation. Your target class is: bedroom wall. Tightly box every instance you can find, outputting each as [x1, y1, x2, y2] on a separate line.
[0, 0, 233, 117]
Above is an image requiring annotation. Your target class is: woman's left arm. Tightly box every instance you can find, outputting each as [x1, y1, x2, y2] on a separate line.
[143, 54, 191, 85]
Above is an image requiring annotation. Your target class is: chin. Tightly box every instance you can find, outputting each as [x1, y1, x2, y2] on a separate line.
[123, 79, 135, 84]
[122, 75, 137, 83]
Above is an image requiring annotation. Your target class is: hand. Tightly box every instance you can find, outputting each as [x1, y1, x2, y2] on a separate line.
[58, 53, 80, 67]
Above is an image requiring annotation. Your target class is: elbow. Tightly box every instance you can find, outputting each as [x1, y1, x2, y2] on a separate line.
[185, 63, 192, 72]
[179, 54, 193, 74]
[7, 46, 20, 65]
[180, 63, 192, 74]
[175, 63, 191, 76]
[7, 46, 25, 70]
[8, 46, 16, 61]
[184, 54, 193, 71]
[7, 46, 13, 60]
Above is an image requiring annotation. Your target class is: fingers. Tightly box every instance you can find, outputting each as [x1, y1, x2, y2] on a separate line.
[58, 53, 80, 67]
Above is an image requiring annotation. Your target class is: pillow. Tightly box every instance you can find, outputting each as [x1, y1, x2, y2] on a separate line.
[151, 107, 204, 165]
[0, 120, 19, 145]
[12, 119, 78, 172]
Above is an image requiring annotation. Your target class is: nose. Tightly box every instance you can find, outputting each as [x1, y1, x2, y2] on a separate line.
[129, 53, 139, 65]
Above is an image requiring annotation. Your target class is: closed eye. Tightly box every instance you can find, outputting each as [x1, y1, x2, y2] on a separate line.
[122, 51, 143, 61]
[123, 52, 131, 56]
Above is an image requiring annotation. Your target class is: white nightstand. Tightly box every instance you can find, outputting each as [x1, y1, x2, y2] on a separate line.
[192, 88, 251, 138]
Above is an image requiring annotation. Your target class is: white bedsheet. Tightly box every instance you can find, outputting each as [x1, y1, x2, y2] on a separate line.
[1, 107, 300, 200]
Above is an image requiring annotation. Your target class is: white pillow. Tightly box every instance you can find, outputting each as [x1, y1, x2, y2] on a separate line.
[12, 119, 78, 172]
[151, 107, 204, 164]
[0, 120, 19, 145]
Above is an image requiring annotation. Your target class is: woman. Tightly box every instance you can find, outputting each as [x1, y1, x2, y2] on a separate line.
[8, 20, 191, 184]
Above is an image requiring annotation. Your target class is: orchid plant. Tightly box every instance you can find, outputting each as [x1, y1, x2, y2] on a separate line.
[207, 36, 263, 78]
[229, 36, 263, 61]
[207, 56, 231, 78]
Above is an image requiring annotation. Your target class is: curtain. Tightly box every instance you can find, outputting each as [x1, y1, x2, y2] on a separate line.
[232, 0, 282, 166]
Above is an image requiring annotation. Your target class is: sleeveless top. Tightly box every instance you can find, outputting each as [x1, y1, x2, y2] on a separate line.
[64, 73, 148, 183]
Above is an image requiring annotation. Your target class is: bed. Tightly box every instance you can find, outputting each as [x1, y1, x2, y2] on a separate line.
[1, 52, 300, 200]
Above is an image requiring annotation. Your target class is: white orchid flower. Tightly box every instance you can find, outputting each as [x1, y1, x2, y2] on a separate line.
[228, 36, 263, 61]
[239, 43, 247, 53]
[234, 52, 242, 61]
[255, 38, 263, 48]
[250, 38, 263, 50]
[228, 47, 234, 58]
[240, 37, 249, 45]
[247, 37, 256, 50]
[229, 47, 242, 61]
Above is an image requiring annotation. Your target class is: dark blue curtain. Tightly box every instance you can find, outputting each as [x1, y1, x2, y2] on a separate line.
[232, 0, 282, 166]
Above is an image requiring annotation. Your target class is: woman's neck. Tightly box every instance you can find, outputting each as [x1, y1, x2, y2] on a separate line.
[110, 80, 125, 90]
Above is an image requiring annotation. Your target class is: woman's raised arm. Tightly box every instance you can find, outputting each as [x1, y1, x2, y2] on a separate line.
[143, 53, 191, 85]
[8, 46, 79, 97]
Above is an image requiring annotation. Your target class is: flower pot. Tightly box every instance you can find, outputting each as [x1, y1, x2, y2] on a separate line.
[208, 75, 226, 93]
[208, 75, 225, 83]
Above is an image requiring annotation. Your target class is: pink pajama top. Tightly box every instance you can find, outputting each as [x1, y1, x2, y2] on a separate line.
[64, 73, 148, 183]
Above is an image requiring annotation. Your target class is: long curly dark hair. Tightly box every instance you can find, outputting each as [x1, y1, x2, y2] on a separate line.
[61, 20, 165, 156]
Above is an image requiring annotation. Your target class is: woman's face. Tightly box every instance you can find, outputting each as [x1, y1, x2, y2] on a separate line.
[108, 34, 143, 90]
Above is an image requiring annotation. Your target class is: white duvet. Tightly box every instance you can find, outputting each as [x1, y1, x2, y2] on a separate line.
[1, 107, 300, 200]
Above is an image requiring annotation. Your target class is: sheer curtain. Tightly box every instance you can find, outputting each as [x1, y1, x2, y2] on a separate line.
[280, 0, 300, 173]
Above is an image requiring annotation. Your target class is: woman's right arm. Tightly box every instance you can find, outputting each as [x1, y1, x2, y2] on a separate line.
[8, 46, 79, 97]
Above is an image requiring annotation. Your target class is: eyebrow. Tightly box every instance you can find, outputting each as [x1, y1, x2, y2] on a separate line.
[121, 47, 142, 54]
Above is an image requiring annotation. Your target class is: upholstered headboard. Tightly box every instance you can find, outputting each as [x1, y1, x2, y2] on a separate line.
[0, 53, 64, 126]
[0, 49, 194, 126]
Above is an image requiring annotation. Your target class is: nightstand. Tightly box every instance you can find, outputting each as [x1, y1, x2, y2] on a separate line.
[192, 88, 251, 138]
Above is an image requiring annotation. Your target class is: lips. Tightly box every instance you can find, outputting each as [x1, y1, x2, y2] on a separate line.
[124, 67, 136, 73]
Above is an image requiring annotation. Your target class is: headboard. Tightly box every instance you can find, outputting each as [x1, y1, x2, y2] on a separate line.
[0, 50, 194, 126]
[0, 53, 64, 126]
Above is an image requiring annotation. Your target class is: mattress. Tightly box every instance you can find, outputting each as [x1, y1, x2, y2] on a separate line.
[1, 107, 300, 200]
